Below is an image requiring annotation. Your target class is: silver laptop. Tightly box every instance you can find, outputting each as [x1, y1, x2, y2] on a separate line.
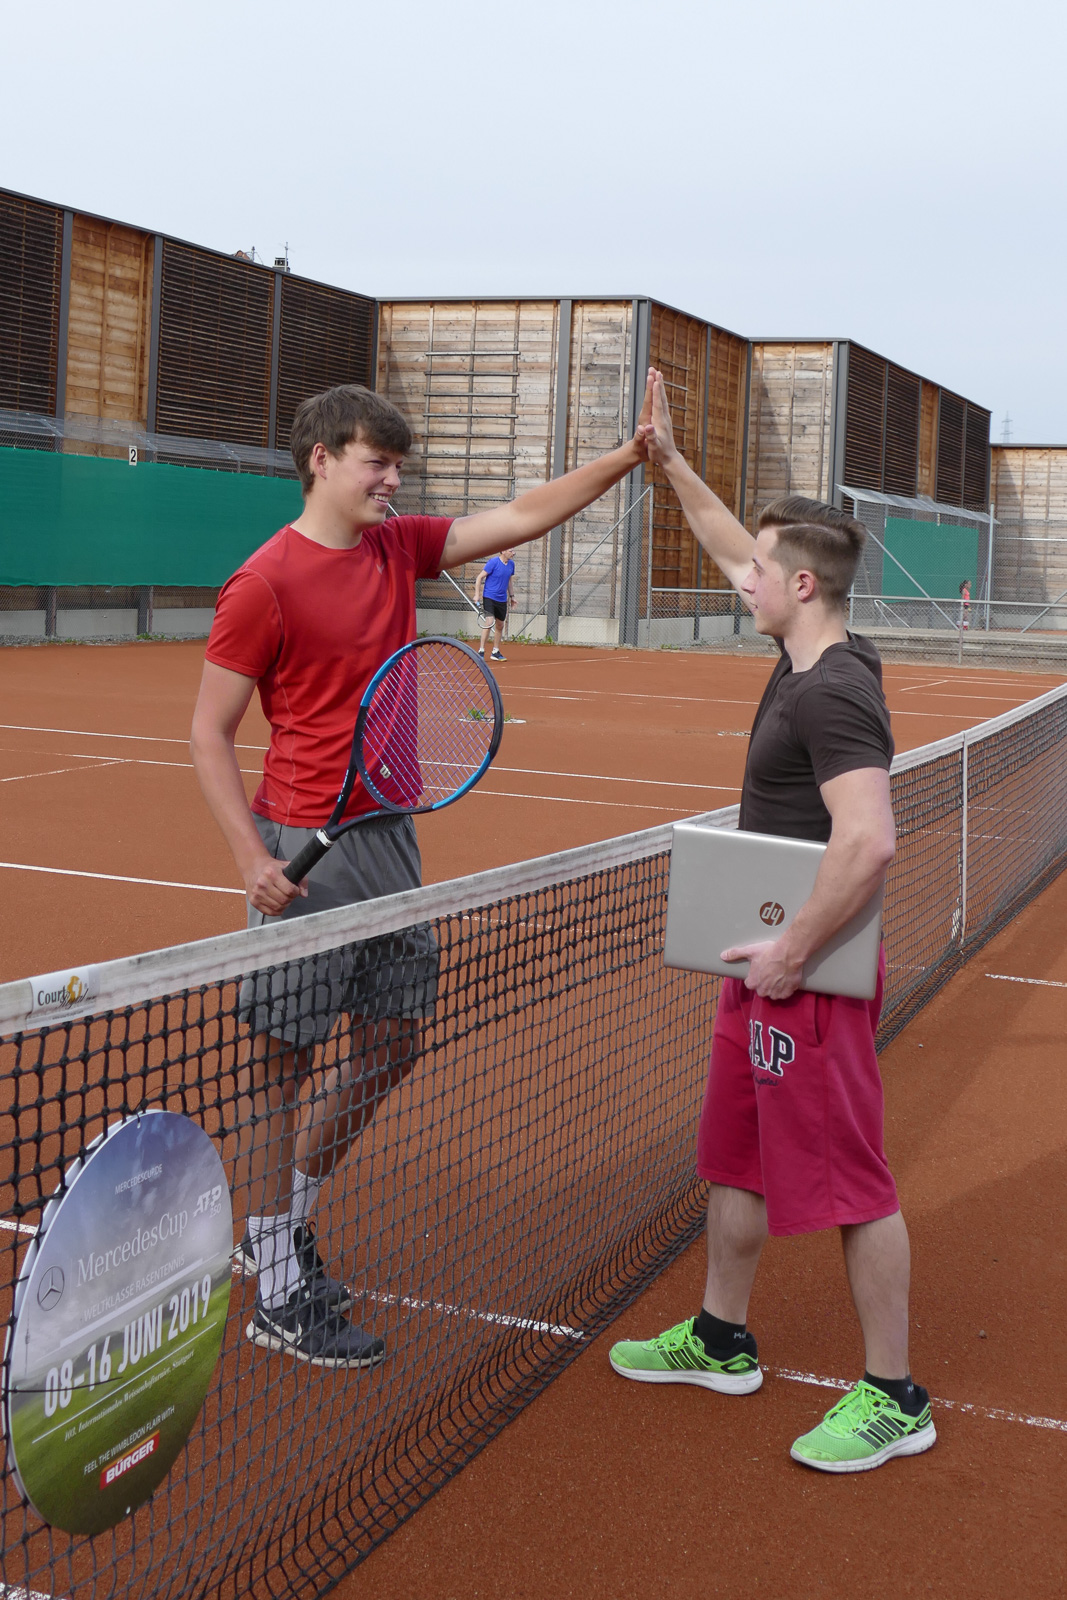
[664, 823, 883, 999]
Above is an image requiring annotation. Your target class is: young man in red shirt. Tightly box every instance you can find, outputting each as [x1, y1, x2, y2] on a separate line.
[609, 373, 934, 1473]
[192, 380, 652, 1366]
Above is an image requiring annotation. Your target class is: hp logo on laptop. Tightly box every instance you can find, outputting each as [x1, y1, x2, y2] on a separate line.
[759, 901, 785, 927]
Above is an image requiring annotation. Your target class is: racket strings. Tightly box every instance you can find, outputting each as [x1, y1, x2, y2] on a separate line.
[361, 644, 497, 809]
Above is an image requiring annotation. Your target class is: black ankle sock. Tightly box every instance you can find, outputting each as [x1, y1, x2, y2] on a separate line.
[864, 1372, 928, 1416]
[694, 1309, 751, 1357]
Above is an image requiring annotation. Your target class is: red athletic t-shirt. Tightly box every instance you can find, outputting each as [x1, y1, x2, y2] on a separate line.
[205, 517, 452, 826]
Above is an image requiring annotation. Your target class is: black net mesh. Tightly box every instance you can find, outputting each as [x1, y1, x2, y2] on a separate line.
[2, 685, 1067, 1598]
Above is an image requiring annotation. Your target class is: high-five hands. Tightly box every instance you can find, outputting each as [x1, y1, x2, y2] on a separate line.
[634, 369, 679, 467]
[631, 367, 655, 459]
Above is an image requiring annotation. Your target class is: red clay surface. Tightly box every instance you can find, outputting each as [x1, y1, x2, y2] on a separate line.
[1, 640, 1062, 981]
[1, 639, 1065, 1600]
[333, 867, 1067, 1600]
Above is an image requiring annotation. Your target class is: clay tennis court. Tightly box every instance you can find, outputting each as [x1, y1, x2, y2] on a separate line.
[1, 640, 1061, 979]
[1, 639, 1065, 1600]
[333, 868, 1067, 1600]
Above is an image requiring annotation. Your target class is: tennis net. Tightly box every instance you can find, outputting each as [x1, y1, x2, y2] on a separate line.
[1, 680, 1067, 1600]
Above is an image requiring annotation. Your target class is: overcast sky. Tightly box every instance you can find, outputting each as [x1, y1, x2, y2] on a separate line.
[7, 0, 1066, 441]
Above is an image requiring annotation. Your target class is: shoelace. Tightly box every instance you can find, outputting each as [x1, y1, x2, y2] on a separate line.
[822, 1382, 892, 1436]
[649, 1320, 703, 1356]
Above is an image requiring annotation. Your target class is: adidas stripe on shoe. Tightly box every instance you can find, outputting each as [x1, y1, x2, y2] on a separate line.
[609, 1317, 762, 1394]
[790, 1380, 936, 1473]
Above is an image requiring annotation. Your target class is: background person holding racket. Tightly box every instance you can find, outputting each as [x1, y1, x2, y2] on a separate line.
[191, 380, 653, 1366]
[475, 546, 515, 661]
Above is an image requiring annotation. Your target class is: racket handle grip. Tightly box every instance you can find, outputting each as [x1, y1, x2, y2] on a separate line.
[283, 830, 333, 884]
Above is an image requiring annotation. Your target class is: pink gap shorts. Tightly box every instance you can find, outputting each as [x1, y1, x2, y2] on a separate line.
[695, 951, 899, 1237]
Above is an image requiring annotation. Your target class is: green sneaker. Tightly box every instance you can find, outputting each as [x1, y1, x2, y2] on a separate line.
[609, 1318, 762, 1394]
[790, 1380, 936, 1473]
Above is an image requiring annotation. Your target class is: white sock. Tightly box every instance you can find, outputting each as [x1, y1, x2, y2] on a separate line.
[247, 1212, 302, 1311]
[289, 1168, 322, 1232]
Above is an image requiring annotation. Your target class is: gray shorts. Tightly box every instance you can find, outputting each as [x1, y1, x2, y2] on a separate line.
[240, 813, 439, 1048]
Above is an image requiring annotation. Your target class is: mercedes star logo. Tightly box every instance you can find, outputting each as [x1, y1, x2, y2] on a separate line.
[37, 1265, 65, 1311]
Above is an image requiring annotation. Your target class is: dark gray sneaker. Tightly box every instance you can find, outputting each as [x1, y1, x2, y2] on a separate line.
[245, 1285, 385, 1369]
[293, 1223, 354, 1312]
[233, 1223, 354, 1312]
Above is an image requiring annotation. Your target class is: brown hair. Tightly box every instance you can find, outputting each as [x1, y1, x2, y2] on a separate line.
[756, 496, 866, 608]
[289, 385, 412, 495]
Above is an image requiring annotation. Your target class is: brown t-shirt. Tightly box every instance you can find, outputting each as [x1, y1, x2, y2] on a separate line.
[738, 634, 894, 843]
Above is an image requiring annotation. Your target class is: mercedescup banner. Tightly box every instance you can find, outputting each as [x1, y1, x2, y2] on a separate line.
[4, 1111, 232, 1535]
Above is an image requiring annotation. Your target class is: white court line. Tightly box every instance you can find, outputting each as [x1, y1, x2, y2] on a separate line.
[366, 1290, 584, 1341]
[986, 973, 1067, 989]
[232, 1279, 1067, 1428]
[0, 760, 123, 784]
[895, 692, 1041, 706]
[771, 1367, 1067, 1433]
[511, 687, 762, 707]
[0, 722, 268, 751]
[21, 749, 737, 796]
[495, 766, 736, 793]
[0, 1217, 37, 1237]
[0, 861, 244, 895]
[88, 757, 265, 778]
[512, 693, 1027, 725]
[474, 790, 708, 813]
[890, 707, 1023, 722]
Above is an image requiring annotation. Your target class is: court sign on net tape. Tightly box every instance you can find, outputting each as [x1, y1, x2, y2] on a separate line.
[1, 682, 1067, 1600]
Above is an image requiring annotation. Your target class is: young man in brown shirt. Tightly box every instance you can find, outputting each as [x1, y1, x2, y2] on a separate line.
[610, 373, 934, 1474]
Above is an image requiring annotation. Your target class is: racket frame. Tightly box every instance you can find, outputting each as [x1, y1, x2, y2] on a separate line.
[282, 636, 503, 884]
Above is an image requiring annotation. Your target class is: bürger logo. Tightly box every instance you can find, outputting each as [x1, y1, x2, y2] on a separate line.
[759, 901, 785, 927]
[101, 1432, 159, 1489]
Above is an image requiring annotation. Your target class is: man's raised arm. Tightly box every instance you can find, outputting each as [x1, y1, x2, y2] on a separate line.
[642, 370, 756, 592]
[439, 371, 654, 570]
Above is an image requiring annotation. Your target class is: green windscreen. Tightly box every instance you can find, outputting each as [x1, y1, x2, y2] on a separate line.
[881, 517, 979, 601]
[0, 448, 303, 585]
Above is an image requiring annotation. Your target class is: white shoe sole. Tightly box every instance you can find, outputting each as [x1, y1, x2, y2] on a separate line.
[790, 1421, 937, 1472]
[609, 1354, 763, 1395]
[244, 1317, 385, 1368]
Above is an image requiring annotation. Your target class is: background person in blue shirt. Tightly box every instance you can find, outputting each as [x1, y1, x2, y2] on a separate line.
[475, 547, 516, 661]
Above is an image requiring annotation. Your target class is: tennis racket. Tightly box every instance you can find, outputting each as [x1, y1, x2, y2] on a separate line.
[283, 637, 504, 884]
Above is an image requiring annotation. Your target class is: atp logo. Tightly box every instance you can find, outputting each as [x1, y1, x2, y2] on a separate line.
[759, 901, 785, 927]
[749, 1020, 795, 1078]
